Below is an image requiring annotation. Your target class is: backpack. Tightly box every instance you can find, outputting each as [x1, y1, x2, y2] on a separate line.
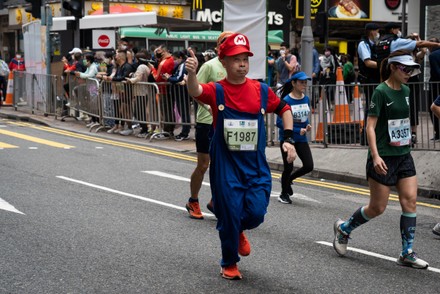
[376, 34, 398, 72]
[0, 60, 9, 77]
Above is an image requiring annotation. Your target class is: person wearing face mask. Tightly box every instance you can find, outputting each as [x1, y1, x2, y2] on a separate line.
[148, 45, 176, 135]
[275, 42, 299, 90]
[9, 52, 26, 72]
[358, 23, 380, 85]
[358, 23, 380, 145]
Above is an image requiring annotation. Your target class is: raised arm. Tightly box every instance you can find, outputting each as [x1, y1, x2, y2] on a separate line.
[185, 49, 203, 97]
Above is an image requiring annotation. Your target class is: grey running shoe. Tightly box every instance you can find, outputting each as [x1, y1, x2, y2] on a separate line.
[278, 193, 292, 204]
[333, 219, 349, 256]
[396, 250, 429, 269]
[432, 223, 440, 236]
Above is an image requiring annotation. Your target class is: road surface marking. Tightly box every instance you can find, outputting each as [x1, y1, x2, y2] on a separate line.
[316, 241, 440, 274]
[0, 129, 74, 149]
[56, 176, 215, 217]
[0, 197, 25, 215]
[144, 171, 320, 203]
[0, 142, 18, 149]
[142, 170, 210, 185]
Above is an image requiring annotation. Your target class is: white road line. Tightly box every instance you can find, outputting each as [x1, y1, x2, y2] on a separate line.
[56, 176, 215, 217]
[0, 197, 25, 215]
[317, 241, 440, 274]
[144, 171, 320, 203]
[142, 170, 210, 186]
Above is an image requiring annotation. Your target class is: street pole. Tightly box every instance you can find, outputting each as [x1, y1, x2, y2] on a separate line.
[401, 0, 407, 37]
[300, 0, 313, 86]
[103, 0, 110, 14]
[45, 2, 52, 75]
[324, 0, 328, 49]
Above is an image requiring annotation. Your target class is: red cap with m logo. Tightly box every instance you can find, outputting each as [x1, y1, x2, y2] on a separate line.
[219, 33, 254, 59]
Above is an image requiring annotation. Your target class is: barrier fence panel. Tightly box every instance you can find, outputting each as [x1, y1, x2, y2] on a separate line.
[13, 71, 59, 116]
[154, 82, 195, 140]
[269, 81, 440, 150]
[9, 71, 440, 151]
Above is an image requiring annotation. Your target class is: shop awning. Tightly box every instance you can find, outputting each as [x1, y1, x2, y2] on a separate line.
[120, 27, 284, 45]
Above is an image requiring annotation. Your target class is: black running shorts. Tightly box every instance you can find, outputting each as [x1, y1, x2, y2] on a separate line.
[366, 153, 416, 186]
[195, 123, 213, 154]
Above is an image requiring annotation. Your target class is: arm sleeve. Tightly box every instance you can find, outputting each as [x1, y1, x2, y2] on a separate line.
[79, 64, 98, 79]
[168, 63, 185, 83]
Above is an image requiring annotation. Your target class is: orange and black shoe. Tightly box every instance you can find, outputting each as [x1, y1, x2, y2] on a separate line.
[185, 200, 203, 219]
[238, 232, 251, 256]
[220, 263, 242, 280]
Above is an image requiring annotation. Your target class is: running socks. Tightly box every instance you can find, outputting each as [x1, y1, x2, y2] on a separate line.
[400, 212, 416, 255]
[188, 197, 199, 203]
[340, 207, 371, 234]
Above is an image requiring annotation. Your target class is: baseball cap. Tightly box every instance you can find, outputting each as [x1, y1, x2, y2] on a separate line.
[285, 71, 311, 84]
[219, 33, 254, 59]
[365, 23, 379, 31]
[69, 47, 82, 54]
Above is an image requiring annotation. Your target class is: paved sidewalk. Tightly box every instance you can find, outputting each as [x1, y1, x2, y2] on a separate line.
[1, 107, 439, 198]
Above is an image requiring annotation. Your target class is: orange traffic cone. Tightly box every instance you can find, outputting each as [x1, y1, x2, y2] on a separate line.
[332, 67, 351, 123]
[3, 71, 14, 106]
[352, 84, 364, 127]
[314, 87, 330, 142]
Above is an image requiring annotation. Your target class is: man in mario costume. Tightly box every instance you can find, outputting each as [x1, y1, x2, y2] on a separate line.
[186, 33, 297, 280]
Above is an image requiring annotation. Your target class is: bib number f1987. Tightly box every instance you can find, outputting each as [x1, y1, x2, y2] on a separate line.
[224, 119, 258, 151]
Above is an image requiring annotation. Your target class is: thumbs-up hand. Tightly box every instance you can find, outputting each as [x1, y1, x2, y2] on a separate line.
[185, 48, 198, 74]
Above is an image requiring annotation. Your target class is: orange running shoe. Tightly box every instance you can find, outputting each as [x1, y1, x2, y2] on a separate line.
[185, 201, 203, 219]
[221, 264, 242, 280]
[238, 232, 251, 256]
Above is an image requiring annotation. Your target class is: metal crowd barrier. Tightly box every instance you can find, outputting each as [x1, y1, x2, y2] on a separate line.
[10, 71, 440, 150]
[13, 71, 61, 117]
[271, 81, 440, 150]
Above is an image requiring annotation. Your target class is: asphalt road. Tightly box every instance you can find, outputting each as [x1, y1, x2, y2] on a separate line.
[1, 119, 440, 294]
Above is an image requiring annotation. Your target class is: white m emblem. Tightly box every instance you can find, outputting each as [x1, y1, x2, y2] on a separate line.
[234, 35, 247, 46]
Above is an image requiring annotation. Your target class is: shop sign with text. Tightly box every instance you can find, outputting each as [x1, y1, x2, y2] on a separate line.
[296, 0, 371, 21]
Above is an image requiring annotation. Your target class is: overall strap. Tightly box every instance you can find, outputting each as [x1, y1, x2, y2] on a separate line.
[215, 83, 225, 107]
[260, 82, 268, 111]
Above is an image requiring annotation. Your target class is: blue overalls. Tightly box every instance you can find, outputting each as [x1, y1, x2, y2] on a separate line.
[210, 82, 271, 267]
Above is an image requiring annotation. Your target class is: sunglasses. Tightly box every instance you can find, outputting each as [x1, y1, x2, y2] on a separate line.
[396, 64, 416, 75]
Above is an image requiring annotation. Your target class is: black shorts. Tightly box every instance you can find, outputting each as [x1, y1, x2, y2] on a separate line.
[366, 153, 416, 186]
[195, 123, 213, 154]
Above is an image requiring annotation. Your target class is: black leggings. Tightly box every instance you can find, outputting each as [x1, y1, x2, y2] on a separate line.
[279, 141, 314, 194]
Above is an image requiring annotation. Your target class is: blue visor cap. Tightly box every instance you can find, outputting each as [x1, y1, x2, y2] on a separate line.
[286, 71, 311, 83]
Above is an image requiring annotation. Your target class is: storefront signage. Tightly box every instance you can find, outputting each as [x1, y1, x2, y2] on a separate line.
[195, 8, 283, 26]
[92, 30, 115, 49]
[296, 0, 372, 21]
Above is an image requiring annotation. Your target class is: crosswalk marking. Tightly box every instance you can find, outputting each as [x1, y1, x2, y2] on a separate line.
[0, 129, 74, 149]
